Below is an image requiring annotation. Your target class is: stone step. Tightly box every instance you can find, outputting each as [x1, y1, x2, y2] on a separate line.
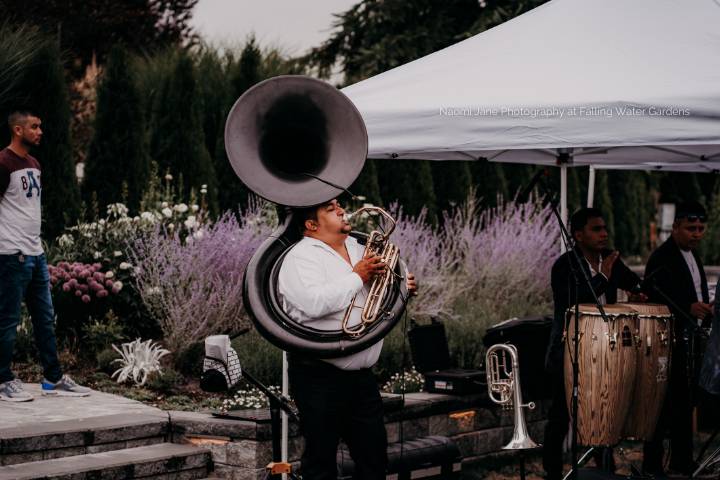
[0, 412, 168, 466]
[0, 442, 211, 480]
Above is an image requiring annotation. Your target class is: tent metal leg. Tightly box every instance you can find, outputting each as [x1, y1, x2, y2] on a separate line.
[282, 352, 289, 480]
[587, 166, 595, 207]
[560, 164, 568, 253]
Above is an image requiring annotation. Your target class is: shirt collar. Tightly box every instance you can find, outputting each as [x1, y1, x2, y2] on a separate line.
[300, 235, 359, 264]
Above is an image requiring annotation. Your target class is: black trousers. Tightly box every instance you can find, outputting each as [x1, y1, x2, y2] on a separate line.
[643, 346, 694, 473]
[543, 363, 613, 480]
[288, 357, 387, 480]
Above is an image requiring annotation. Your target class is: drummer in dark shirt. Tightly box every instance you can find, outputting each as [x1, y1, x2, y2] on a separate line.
[543, 207, 645, 480]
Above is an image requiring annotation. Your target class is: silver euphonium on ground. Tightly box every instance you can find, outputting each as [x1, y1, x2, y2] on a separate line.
[224, 75, 409, 358]
[486, 343, 540, 450]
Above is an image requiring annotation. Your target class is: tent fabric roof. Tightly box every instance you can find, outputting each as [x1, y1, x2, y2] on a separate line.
[342, 0, 720, 171]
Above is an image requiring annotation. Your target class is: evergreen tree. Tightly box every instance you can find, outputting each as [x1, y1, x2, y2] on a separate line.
[593, 170, 615, 244]
[213, 39, 264, 213]
[3, 0, 198, 75]
[149, 52, 217, 211]
[83, 46, 150, 213]
[196, 49, 230, 161]
[13, 40, 80, 238]
[377, 159, 437, 222]
[503, 163, 536, 199]
[349, 158, 382, 205]
[231, 37, 262, 96]
[702, 177, 720, 265]
[658, 172, 704, 204]
[468, 160, 508, 207]
[431, 160, 472, 213]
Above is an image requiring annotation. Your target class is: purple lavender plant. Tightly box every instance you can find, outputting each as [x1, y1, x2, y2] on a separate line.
[389, 195, 556, 368]
[389, 204, 467, 319]
[128, 205, 272, 355]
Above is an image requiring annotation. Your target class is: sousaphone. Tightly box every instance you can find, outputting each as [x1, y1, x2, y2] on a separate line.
[225, 75, 408, 358]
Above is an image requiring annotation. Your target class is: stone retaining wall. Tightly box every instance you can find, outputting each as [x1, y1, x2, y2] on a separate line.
[170, 392, 549, 480]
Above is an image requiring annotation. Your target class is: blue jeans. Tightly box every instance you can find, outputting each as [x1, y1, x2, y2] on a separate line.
[0, 253, 62, 383]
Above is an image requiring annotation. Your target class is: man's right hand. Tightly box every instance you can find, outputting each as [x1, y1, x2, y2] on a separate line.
[690, 301, 713, 319]
[600, 251, 619, 279]
[353, 255, 385, 283]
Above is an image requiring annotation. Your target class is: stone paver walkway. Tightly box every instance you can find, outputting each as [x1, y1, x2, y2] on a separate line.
[0, 383, 163, 429]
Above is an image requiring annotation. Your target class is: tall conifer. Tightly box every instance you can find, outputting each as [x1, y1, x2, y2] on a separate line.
[17, 40, 80, 238]
[84, 46, 150, 213]
[150, 52, 217, 211]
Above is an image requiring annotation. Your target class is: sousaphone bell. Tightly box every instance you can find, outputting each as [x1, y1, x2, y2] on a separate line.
[225, 75, 408, 358]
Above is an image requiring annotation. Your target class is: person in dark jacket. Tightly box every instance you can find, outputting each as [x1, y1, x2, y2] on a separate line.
[642, 201, 711, 476]
[543, 208, 643, 480]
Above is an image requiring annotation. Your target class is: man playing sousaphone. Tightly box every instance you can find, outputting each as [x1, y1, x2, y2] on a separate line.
[543, 208, 645, 480]
[278, 198, 417, 480]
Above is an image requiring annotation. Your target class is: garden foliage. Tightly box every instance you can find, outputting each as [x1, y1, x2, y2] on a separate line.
[48, 177, 207, 350]
[129, 202, 273, 359]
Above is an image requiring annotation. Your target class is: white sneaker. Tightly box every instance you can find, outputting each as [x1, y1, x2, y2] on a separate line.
[41, 375, 91, 397]
[0, 379, 35, 402]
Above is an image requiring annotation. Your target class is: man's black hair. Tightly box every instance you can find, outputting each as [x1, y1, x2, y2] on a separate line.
[570, 207, 604, 234]
[675, 201, 706, 221]
[7, 109, 37, 135]
[291, 205, 321, 235]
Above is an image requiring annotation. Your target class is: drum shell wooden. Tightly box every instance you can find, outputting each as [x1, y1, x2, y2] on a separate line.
[564, 304, 638, 446]
[619, 303, 673, 441]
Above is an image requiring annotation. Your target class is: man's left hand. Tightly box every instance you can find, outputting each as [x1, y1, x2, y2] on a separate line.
[627, 291, 648, 302]
[406, 273, 418, 297]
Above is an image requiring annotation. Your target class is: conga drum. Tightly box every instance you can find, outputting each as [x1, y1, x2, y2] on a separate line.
[564, 304, 638, 446]
[620, 303, 673, 441]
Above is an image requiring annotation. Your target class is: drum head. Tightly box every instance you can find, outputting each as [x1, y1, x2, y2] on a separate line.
[620, 302, 671, 318]
[572, 304, 637, 318]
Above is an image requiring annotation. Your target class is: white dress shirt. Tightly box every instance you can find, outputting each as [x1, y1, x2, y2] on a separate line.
[278, 235, 383, 370]
[680, 249, 703, 302]
[584, 255, 607, 305]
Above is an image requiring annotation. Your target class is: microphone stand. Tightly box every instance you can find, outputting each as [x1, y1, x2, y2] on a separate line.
[218, 367, 301, 480]
[533, 173, 611, 480]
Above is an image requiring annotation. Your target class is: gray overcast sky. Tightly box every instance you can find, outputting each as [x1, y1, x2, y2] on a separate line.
[191, 0, 359, 55]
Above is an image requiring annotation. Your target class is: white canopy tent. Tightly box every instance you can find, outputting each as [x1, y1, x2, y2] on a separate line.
[283, 0, 720, 457]
[341, 0, 720, 225]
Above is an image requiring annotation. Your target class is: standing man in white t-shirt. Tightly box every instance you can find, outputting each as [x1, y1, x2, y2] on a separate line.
[278, 198, 416, 480]
[642, 201, 711, 476]
[0, 110, 90, 402]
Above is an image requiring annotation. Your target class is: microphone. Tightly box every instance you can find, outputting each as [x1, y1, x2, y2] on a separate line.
[518, 168, 549, 201]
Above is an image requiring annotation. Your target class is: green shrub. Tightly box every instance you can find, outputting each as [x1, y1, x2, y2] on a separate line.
[172, 342, 205, 377]
[83, 311, 126, 357]
[231, 330, 283, 386]
[96, 348, 119, 374]
[145, 368, 183, 395]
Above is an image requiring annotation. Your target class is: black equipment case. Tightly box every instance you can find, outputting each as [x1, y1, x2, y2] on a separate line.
[408, 321, 485, 395]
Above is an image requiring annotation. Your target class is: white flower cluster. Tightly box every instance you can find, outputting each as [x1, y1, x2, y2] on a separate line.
[382, 367, 425, 394]
[219, 385, 283, 413]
